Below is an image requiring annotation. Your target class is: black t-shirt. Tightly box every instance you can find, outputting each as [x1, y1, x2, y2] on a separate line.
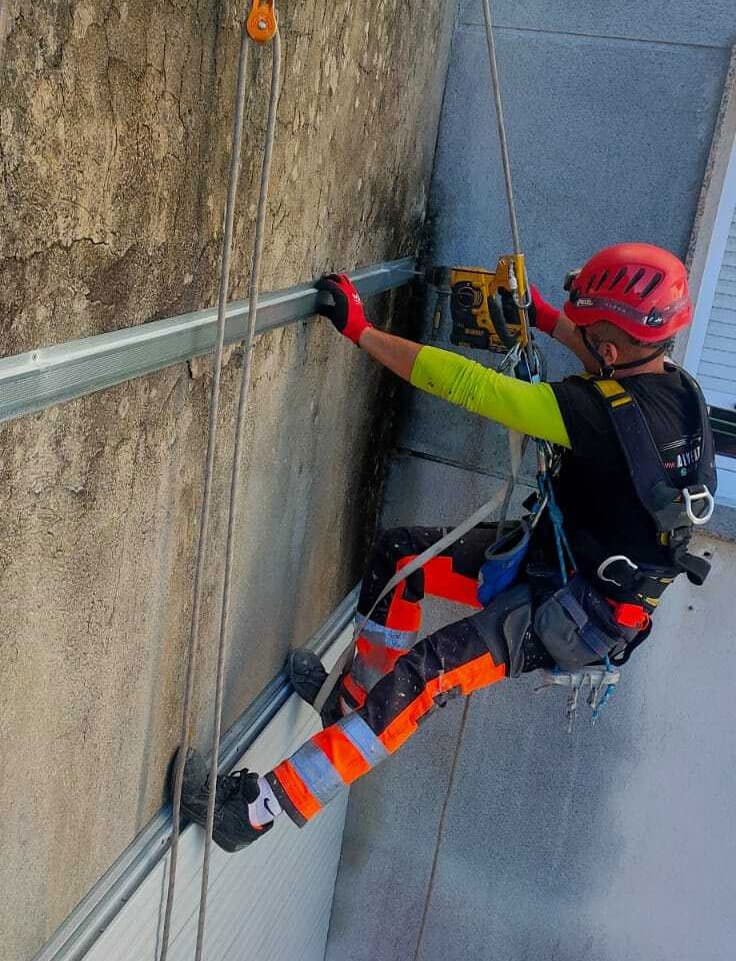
[537, 367, 704, 576]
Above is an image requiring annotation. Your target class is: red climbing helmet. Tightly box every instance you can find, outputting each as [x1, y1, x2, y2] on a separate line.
[564, 243, 692, 343]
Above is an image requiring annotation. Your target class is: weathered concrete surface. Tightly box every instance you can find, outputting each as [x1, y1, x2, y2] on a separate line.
[0, 2, 458, 958]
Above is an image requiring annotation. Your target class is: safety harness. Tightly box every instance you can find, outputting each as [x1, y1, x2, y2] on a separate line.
[527, 364, 717, 722]
[582, 368, 715, 615]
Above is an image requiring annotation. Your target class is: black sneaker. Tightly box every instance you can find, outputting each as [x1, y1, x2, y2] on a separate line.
[173, 748, 272, 853]
[288, 649, 343, 727]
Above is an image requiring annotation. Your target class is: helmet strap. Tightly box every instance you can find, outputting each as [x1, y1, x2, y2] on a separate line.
[580, 327, 667, 378]
[580, 327, 614, 377]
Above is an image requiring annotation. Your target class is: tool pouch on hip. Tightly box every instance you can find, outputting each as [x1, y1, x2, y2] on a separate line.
[532, 576, 639, 672]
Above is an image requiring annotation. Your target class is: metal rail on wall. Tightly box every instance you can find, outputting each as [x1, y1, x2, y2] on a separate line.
[0, 257, 414, 425]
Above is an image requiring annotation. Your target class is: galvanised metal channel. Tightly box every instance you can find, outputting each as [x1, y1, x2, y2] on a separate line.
[0, 257, 415, 424]
[32, 588, 360, 961]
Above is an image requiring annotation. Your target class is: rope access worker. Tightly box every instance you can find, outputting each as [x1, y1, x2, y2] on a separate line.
[176, 242, 717, 850]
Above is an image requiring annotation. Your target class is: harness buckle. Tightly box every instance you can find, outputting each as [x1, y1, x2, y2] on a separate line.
[682, 485, 715, 525]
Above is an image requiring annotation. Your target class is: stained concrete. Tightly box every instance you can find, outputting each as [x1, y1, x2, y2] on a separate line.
[0, 2, 459, 959]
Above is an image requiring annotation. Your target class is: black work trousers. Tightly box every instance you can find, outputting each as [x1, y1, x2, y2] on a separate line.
[268, 525, 552, 826]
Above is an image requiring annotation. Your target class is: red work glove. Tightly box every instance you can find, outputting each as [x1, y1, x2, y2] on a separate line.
[314, 273, 373, 345]
[529, 284, 560, 335]
[498, 284, 560, 336]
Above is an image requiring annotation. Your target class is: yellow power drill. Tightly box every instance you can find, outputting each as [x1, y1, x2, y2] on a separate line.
[428, 255, 530, 353]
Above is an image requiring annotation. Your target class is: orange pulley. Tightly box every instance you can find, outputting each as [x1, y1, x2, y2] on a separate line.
[246, 0, 277, 43]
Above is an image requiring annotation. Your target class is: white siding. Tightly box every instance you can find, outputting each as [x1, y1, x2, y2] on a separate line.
[714, 454, 736, 507]
[684, 100, 736, 505]
[697, 210, 736, 409]
[77, 625, 354, 961]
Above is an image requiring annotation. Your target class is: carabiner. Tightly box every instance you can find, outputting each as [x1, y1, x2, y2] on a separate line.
[683, 485, 715, 525]
[597, 554, 638, 588]
[246, 1, 277, 43]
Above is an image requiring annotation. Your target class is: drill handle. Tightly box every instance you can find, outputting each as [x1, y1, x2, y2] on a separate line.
[487, 294, 519, 349]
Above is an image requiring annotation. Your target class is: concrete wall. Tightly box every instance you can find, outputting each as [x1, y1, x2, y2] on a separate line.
[327, 4, 736, 960]
[0, 3, 458, 959]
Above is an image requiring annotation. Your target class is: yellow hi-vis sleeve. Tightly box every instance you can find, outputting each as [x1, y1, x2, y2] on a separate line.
[409, 345, 571, 449]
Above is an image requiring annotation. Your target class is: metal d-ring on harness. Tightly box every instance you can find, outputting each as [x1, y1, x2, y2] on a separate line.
[159, 6, 280, 961]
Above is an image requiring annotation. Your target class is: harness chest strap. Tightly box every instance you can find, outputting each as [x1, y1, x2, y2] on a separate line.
[587, 369, 715, 588]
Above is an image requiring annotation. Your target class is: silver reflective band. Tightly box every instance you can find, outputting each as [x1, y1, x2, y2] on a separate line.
[289, 741, 345, 805]
[338, 714, 389, 767]
[683, 486, 715, 525]
[0, 257, 415, 425]
[361, 618, 417, 651]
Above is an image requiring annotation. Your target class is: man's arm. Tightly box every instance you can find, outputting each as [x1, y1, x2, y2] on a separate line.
[509, 287, 590, 367]
[316, 273, 571, 448]
[356, 327, 570, 447]
[357, 327, 421, 381]
[545, 308, 591, 366]
[407, 343, 570, 448]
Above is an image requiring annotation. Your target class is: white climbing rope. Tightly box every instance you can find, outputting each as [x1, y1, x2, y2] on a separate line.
[194, 25, 281, 961]
[0, 3, 9, 72]
[158, 13, 281, 961]
[481, 0, 521, 255]
[413, 4, 532, 953]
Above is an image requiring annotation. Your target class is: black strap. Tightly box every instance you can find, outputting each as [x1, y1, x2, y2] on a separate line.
[578, 368, 715, 584]
[580, 328, 668, 376]
[678, 366, 717, 495]
[612, 622, 653, 666]
[588, 377, 687, 531]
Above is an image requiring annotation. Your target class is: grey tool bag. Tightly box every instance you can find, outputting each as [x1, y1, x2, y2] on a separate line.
[533, 575, 639, 672]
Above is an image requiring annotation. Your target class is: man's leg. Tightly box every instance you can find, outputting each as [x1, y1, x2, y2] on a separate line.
[302, 526, 494, 718]
[180, 543, 531, 851]
[268, 586, 529, 827]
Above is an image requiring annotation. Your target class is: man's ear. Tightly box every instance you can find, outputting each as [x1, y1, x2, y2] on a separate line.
[598, 339, 619, 368]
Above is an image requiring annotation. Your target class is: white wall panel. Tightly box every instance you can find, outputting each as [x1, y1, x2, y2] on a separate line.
[698, 204, 736, 407]
[77, 625, 354, 961]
